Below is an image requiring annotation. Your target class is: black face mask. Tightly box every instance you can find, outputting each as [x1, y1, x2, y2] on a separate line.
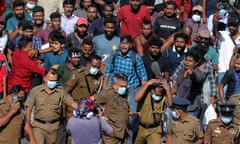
[15, 14, 25, 20]
[131, 5, 140, 13]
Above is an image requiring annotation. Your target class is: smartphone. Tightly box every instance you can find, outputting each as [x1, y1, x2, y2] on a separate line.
[12, 95, 18, 103]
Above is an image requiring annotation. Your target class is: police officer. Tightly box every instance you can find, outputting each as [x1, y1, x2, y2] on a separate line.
[166, 98, 204, 144]
[0, 85, 25, 144]
[25, 68, 78, 144]
[93, 73, 130, 144]
[204, 104, 240, 144]
[66, 55, 103, 119]
[133, 78, 172, 144]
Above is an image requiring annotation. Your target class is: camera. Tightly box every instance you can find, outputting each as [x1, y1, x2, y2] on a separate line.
[12, 95, 18, 103]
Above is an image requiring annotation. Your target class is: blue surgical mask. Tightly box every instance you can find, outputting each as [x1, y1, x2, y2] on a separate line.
[151, 94, 162, 102]
[171, 111, 179, 120]
[26, 3, 35, 9]
[89, 67, 99, 75]
[47, 80, 57, 89]
[118, 87, 127, 95]
[192, 14, 201, 22]
[220, 116, 232, 125]
[219, 9, 227, 16]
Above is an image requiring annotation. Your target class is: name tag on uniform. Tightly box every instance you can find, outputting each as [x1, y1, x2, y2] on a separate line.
[230, 130, 237, 135]
[214, 127, 221, 133]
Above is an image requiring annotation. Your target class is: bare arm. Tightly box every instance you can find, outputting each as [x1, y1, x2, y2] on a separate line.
[161, 34, 174, 52]
[195, 139, 204, 144]
[134, 37, 144, 56]
[202, 0, 207, 24]
[24, 107, 36, 144]
[0, 103, 20, 126]
[218, 83, 226, 103]
[166, 134, 173, 144]
[103, 76, 110, 90]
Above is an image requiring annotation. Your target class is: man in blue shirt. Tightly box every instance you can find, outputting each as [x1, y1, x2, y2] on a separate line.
[93, 17, 120, 65]
[6, 0, 32, 40]
[103, 34, 148, 112]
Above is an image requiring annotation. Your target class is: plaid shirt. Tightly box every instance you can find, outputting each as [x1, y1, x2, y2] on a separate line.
[104, 50, 147, 88]
[66, 33, 82, 49]
[171, 60, 217, 99]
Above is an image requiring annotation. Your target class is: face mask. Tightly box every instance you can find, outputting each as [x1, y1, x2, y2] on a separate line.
[220, 116, 232, 125]
[151, 94, 162, 102]
[47, 80, 57, 89]
[26, 3, 35, 9]
[89, 67, 99, 75]
[192, 14, 201, 22]
[118, 87, 127, 95]
[171, 111, 179, 120]
[219, 9, 227, 16]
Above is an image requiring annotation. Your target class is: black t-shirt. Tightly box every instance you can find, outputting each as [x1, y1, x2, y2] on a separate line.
[142, 54, 170, 80]
[153, 16, 182, 39]
[221, 68, 240, 99]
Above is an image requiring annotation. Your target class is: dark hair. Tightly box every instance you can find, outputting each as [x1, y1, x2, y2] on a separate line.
[142, 20, 152, 26]
[185, 49, 200, 62]
[13, 0, 25, 9]
[21, 20, 33, 30]
[63, 0, 75, 7]
[45, 68, 58, 77]
[149, 36, 163, 47]
[82, 37, 93, 48]
[104, 17, 116, 25]
[144, 0, 155, 6]
[113, 73, 128, 83]
[120, 34, 132, 43]
[88, 4, 98, 9]
[33, 5, 44, 14]
[18, 36, 32, 49]
[49, 30, 65, 44]
[50, 12, 61, 20]
[80, 0, 92, 8]
[191, 44, 208, 60]
[102, 3, 114, 11]
[9, 85, 25, 95]
[154, 3, 165, 12]
[174, 32, 188, 43]
[165, 0, 177, 9]
[90, 54, 102, 61]
[68, 47, 81, 57]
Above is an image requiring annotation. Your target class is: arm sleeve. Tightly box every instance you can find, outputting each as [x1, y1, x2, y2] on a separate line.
[24, 89, 36, 108]
[135, 54, 148, 81]
[66, 71, 79, 88]
[210, 48, 219, 65]
[221, 70, 233, 85]
[103, 53, 115, 77]
[63, 91, 74, 106]
[100, 117, 114, 135]
[207, 64, 217, 97]
[26, 58, 46, 76]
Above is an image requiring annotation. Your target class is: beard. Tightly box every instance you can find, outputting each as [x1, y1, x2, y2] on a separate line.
[15, 14, 25, 20]
[150, 52, 161, 59]
[131, 5, 140, 13]
[77, 31, 87, 39]
[104, 31, 114, 40]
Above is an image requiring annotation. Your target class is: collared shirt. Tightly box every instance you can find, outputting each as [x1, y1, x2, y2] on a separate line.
[61, 13, 78, 36]
[104, 50, 148, 88]
[66, 32, 83, 50]
[169, 114, 204, 144]
[8, 50, 46, 93]
[162, 46, 187, 76]
[8, 35, 42, 51]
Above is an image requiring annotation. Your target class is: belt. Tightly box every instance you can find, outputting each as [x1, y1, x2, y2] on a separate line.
[35, 118, 59, 124]
[139, 122, 160, 129]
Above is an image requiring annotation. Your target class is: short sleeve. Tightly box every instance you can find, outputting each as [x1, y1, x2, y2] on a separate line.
[63, 92, 74, 106]
[100, 117, 113, 135]
[195, 121, 204, 138]
[25, 90, 36, 108]
[221, 69, 234, 85]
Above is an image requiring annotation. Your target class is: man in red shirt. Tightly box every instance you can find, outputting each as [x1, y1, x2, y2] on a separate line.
[117, 0, 151, 39]
[8, 36, 46, 93]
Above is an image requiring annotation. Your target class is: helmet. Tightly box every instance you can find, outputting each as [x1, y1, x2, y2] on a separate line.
[73, 98, 94, 119]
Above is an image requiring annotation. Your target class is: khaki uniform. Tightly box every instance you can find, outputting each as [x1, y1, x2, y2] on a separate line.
[169, 114, 204, 144]
[134, 93, 166, 144]
[0, 98, 24, 144]
[25, 85, 74, 144]
[229, 94, 240, 124]
[95, 89, 129, 144]
[66, 67, 103, 118]
[204, 119, 240, 144]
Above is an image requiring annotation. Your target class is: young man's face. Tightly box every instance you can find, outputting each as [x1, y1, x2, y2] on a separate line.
[174, 37, 186, 53]
[87, 7, 98, 21]
[90, 58, 101, 69]
[104, 22, 115, 40]
[51, 18, 61, 30]
[25, 41, 33, 51]
[23, 29, 33, 38]
[141, 24, 152, 38]
[64, 4, 74, 17]
[149, 45, 161, 57]
[120, 41, 131, 54]
[68, 56, 80, 66]
[228, 24, 239, 35]
[50, 40, 63, 53]
[102, 6, 113, 18]
[82, 44, 93, 58]
[33, 11, 44, 26]
[184, 56, 197, 70]
[129, 0, 142, 12]
[14, 6, 24, 20]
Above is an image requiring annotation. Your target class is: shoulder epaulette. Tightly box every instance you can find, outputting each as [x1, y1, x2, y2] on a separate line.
[77, 67, 86, 73]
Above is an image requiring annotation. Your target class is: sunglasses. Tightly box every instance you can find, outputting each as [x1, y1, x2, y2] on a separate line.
[199, 36, 209, 41]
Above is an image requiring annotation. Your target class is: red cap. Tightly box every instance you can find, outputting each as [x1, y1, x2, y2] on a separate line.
[0, 17, 4, 23]
[76, 17, 88, 26]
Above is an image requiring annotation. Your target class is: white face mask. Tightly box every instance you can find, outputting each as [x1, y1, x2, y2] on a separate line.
[89, 67, 99, 75]
[26, 3, 35, 9]
[47, 80, 57, 89]
[151, 94, 162, 102]
[192, 14, 201, 22]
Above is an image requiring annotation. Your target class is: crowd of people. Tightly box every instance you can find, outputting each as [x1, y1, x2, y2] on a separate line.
[0, 0, 240, 144]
